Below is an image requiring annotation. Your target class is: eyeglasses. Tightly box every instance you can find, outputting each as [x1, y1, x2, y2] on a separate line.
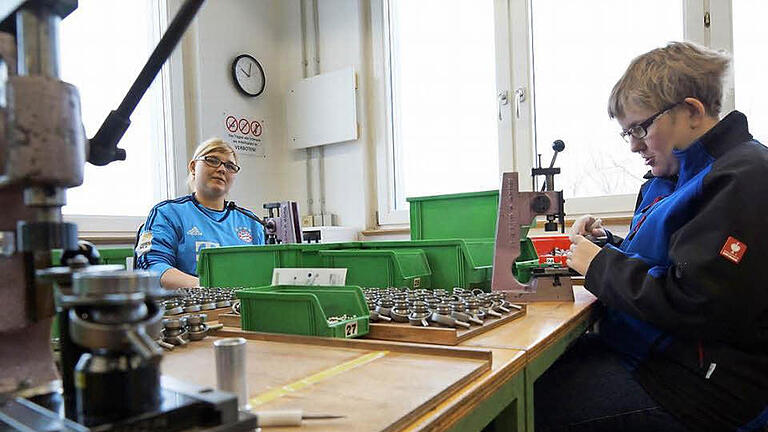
[196, 155, 241, 173]
[619, 102, 683, 143]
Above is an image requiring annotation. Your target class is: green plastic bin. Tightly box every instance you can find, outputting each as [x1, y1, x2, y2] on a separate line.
[318, 249, 432, 289]
[407, 190, 534, 241]
[51, 247, 134, 268]
[236, 285, 369, 338]
[198, 242, 361, 288]
[359, 239, 476, 290]
[361, 238, 540, 290]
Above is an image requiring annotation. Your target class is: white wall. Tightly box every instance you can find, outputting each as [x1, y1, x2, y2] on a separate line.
[181, 0, 307, 215]
[180, 0, 376, 232]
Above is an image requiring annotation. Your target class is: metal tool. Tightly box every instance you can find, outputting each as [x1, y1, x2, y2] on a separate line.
[408, 301, 431, 327]
[253, 409, 345, 427]
[366, 298, 391, 322]
[375, 296, 394, 318]
[162, 317, 190, 346]
[430, 303, 471, 328]
[186, 314, 209, 341]
[389, 299, 410, 323]
[263, 201, 302, 244]
[450, 299, 483, 326]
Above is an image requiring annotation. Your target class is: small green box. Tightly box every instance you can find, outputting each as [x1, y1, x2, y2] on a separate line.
[318, 249, 432, 289]
[407, 190, 533, 240]
[236, 285, 369, 338]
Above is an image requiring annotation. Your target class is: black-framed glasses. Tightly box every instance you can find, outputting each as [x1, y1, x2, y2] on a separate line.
[620, 101, 683, 143]
[196, 155, 241, 173]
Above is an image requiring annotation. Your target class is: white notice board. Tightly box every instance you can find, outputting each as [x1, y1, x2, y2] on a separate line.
[286, 67, 358, 149]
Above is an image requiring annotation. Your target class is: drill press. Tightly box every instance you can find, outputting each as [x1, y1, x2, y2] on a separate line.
[491, 140, 574, 302]
[0, 1, 255, 430]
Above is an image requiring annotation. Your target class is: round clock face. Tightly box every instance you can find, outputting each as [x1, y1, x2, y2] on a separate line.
[232, 54, 265, 97]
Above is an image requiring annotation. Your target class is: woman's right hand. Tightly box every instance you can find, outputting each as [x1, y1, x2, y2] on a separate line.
[570, 214, 606, 240]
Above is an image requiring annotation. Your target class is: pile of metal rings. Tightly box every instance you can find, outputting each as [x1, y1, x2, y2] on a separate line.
[362, 287, 522, 328]
[159, 313, 222, 350]
[161, 287, 237, 315]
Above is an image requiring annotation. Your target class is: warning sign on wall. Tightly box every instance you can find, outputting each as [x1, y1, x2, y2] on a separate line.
[223, 113, 265, 157]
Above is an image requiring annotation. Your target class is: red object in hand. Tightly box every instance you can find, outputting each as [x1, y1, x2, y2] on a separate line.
[531, 235, 572, 266]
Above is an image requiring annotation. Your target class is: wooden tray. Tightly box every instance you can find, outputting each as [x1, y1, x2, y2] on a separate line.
[367, 306, 527, 345]
[217, 306, 526, 346]
[163, 330, 492, 432]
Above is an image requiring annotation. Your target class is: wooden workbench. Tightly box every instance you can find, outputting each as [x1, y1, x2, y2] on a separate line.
[456, 286, 598, 431]
[163, 286, 596, 432]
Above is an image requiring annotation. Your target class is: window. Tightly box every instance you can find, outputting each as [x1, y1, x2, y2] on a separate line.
[375, 0, 501, 224]
[59, 0, 173, 219]
[373, 0, 762, 225]
[529, 1, 683, 200]
[732, 2, 768, 142]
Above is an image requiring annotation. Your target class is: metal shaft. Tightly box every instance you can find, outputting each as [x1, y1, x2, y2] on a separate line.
[214, 337, 249, 411]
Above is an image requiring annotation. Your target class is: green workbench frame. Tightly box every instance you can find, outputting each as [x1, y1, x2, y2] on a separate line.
[443, 313, 594, 432]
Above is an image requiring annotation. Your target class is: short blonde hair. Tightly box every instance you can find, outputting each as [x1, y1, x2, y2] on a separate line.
[608, 41, 731, 119]
[187, 138, 238, 191]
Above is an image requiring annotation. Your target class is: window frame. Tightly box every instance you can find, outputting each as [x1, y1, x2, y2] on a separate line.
[374, 0, 727, 227]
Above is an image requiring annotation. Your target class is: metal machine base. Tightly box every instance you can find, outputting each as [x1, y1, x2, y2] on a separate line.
[0, 377, 258, 432]
[504, 274, 575, 303]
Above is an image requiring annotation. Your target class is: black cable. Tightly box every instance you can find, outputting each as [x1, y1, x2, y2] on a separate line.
[227, 201, 267, 227]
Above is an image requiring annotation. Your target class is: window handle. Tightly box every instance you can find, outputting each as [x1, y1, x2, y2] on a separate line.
[513, 87, 526, 119]
[497, 90, 509, 121]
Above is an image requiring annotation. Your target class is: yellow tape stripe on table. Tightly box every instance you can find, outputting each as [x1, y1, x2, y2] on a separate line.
[249, 350, 389, 406]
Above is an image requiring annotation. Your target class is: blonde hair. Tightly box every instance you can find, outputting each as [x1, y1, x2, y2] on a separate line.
[608, 41, 731, 119]
[187, 138, 238, 191]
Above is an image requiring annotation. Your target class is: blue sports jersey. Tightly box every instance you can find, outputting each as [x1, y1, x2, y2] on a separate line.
[135, 194, 265, 277]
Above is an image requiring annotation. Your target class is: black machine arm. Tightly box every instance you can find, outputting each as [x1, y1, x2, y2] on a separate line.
[532, 140, 566, 232]
[87, 0, 205, 166]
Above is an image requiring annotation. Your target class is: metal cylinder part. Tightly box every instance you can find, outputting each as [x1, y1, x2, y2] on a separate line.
[5, 75, 85, 187]
[214, 337, 249, 411]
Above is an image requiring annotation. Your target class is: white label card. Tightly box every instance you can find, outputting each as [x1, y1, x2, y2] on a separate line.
[271, 268, 348, 286]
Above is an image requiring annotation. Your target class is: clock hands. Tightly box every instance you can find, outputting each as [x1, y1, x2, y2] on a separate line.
[248, 62, 252, 75]
[239, 66, 251, 78]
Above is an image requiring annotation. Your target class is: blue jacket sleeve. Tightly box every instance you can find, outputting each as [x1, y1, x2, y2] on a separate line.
[135, 207, 180, 277]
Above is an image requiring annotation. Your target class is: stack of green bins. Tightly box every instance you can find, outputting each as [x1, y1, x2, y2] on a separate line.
[359, 238, 540, 290]
[236, 285, 369, 338]
[318, 249, 432, 289]
[197, 243, 361, 288]
[405, 190, 541, 288]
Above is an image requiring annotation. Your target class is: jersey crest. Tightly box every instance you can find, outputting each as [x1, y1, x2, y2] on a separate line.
[237, 227, 253, 243]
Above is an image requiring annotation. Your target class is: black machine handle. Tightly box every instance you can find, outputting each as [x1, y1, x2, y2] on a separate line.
[88, 0, 206, 166]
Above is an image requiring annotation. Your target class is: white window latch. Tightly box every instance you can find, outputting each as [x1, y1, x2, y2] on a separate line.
[497, 90, 509, 121]
[514, 87, 526, 119]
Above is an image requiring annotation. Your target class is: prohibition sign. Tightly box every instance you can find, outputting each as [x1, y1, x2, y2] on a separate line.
[238, 118, 251, 135]
[251, 121, 262, 137]
[226, 116, 238, 133]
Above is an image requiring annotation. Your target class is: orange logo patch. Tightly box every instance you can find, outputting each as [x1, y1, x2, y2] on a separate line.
[720, 236, 747, 264]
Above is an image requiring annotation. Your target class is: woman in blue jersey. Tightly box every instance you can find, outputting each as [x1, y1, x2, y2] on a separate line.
[135, 138, 265, 288]
[534, 42, 768, 432]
